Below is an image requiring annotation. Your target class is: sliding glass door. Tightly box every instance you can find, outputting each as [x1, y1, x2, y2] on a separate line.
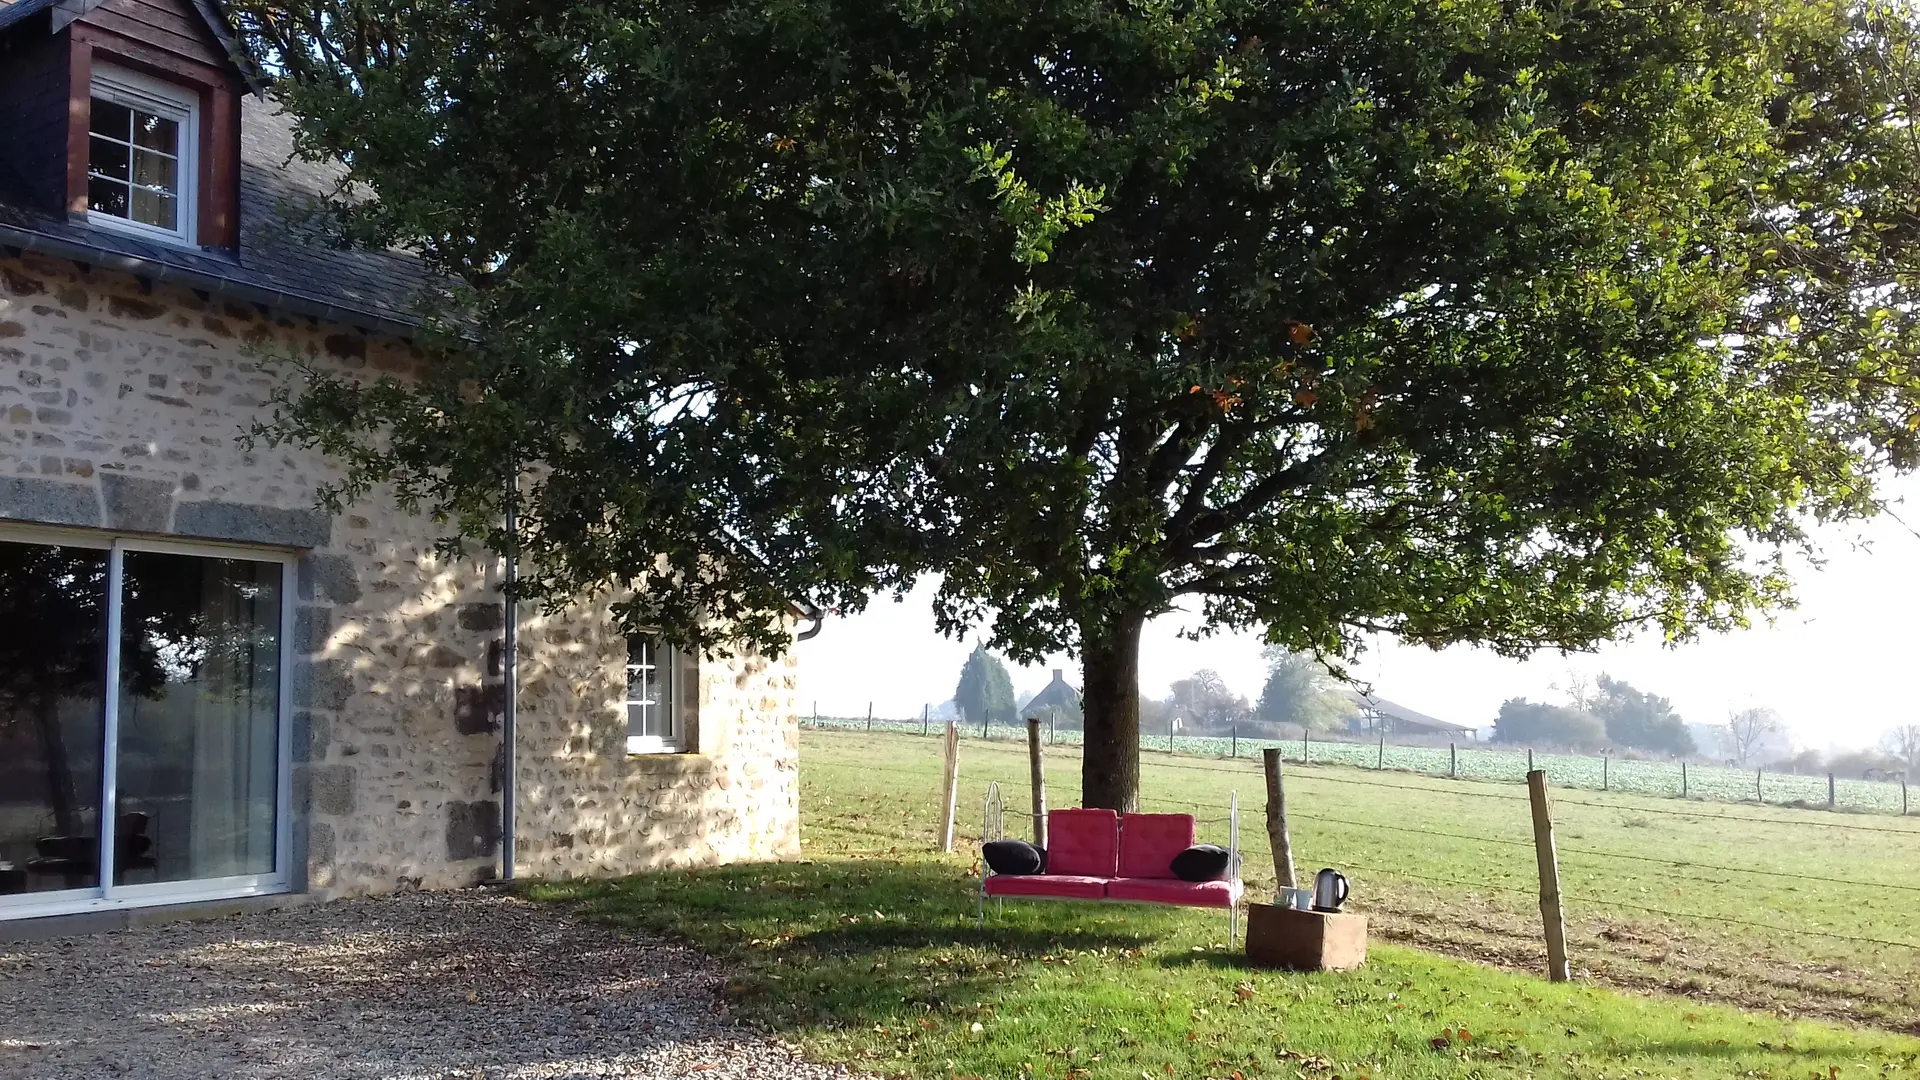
[0, 541, 110, 899]
[0, 531, 291, 915]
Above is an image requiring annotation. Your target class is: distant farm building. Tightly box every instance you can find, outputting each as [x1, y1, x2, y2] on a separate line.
[1341, 690, 1477, 740]
[1024, 669, 1083, 724]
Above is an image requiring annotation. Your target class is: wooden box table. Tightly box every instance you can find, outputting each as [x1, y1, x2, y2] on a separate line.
[1243, 903, 1368, 971]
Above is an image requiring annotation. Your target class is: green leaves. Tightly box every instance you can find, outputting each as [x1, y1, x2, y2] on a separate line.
[236, 0, 1920, 744]
[965, 142, 1107, 266]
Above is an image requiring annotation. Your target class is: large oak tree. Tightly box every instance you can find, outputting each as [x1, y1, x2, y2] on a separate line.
[238, 0, 1920, 810]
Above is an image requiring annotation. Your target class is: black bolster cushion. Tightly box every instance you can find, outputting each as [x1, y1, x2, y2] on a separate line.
[1170, 844, 1231, 882]
[983, 839, 1047, 875]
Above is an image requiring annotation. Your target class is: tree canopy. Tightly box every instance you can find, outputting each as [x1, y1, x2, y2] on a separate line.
[1726, 706, 1786, 765]
[1253, 648, 1355, 735]
[954, 645, 1017, 730]
[1165, 669, 1249, 736]
[239, 0, 1920, 810]
[1492, 699, 1606, 751]
[1591, 674, 1695, 757]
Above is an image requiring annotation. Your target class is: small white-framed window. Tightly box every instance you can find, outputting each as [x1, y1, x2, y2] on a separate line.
[625, 633, 680, 754]
[86, 65, 198, 246]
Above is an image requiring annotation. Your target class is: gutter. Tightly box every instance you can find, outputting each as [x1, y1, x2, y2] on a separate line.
[0, 224, 423, 341]
[794, 596, 825, 641]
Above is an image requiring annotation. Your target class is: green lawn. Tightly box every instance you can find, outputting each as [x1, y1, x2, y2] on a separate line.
[528, 729, 1920, 1079]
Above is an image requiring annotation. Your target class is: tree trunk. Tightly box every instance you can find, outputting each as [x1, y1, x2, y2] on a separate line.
[33, 696, 78, 837]
[1080, 610, 1145, 812]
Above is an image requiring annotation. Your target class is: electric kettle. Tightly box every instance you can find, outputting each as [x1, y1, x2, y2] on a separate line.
[1312, 868, 1349, 912]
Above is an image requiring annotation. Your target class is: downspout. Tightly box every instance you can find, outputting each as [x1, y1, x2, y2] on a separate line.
[499, 472, 519, 882]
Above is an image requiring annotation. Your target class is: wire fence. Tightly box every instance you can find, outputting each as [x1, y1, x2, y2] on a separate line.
[804, 725, 1920, 1029]
[800, 711, 1916, 817]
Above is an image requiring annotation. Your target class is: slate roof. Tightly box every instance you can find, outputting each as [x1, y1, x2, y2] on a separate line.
[1025, 672, 1081, 716]
[0, 89, 437, 337]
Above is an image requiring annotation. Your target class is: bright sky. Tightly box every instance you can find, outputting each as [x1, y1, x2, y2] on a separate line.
[796, 471, 1920, 754]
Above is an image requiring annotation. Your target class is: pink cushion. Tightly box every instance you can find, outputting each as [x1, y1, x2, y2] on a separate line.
[1045, 808, 1120, 877]
[1106, 877, 1242, 908]
[984, 874, 1110, 899]
[1117, 813, 1195, 879]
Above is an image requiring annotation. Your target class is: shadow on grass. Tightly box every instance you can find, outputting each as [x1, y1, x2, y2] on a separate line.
[529, 855, 1152, 1032]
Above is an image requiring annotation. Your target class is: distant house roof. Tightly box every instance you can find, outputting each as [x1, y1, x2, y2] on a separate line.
[1340, 689, 1475, 733]
[1024, 669, 1080, 716]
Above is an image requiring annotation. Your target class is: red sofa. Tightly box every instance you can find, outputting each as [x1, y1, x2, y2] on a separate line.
[981, 805, 1245, 943]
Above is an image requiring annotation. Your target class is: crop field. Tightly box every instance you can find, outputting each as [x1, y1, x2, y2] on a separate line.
[807, 714, 1914, 814]
[803, 726, 1920, 1033]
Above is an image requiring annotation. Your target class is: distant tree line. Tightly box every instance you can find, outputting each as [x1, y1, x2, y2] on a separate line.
[1493, 673, 1695, 756]
[947, 646, 1916, 775]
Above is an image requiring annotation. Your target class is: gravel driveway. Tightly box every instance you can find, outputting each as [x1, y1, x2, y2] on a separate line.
[0, 890, 856, 1080]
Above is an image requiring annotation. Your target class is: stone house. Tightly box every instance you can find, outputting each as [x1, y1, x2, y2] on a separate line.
[0, 0, 803, 934]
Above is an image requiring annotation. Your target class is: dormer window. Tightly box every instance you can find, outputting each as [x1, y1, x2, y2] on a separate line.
[86, 66, 197, 246]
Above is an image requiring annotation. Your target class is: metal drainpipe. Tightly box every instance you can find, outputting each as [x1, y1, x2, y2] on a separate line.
[499, 474, 519, 882]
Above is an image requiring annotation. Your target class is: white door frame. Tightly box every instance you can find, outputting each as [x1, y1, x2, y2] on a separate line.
[0, 525, 297, 921]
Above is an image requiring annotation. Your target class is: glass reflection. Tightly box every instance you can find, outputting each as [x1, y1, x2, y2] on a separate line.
[115, 552, 281, 885]
[0, 541, 108, 896]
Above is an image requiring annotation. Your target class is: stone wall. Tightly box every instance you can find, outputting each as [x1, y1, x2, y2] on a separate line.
[0, 251, 799, 904]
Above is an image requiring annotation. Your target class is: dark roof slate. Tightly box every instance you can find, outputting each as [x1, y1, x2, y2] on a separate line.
[1025, 675, 1081, 715]
[0, 93, 437, 337]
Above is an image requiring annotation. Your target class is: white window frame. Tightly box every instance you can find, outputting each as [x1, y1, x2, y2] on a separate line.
[624, 632, 681, 755]
[85, 64, 200, 248]
[0, 524, 294, 922]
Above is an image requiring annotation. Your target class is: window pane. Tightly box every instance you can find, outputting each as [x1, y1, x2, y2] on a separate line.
[654, 656, 674, 740]
[131, 111, 177, 155]
[625, 634, 676, 744]
[131, 188, 177, 231]
[89, 98, 131, 139]
[0, 541, 109, 898]
[90, 135, 130, 183]
[87, 178, 129, 219]
[115, 552, 282, 885]
[132, 148, 176, 193]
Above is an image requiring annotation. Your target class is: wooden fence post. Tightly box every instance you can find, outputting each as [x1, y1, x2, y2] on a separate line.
[1449, 742, 1457, 779]
[1263, 748, 1297, 891]
[939, 722, 960, 853]
[1828, 772, 1837, 809]
[1903, 776, 1909, 816]
[1681, 761, 1688, 799]
[1602, 755, 1609, 791]
[866, 701, 873, 733]
[1377, 732, 1386, 770]
[1301, 730, 1309, 764]
[1027, 717, 1048, 849]
[1756, 767, 1763, 804]
[1527, 769, 1572, 982]
[922, 704, 929, 737]
[1527, 748, 1535, 773]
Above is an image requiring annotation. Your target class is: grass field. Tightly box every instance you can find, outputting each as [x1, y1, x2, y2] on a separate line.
[531, 729, 1920, 1079]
